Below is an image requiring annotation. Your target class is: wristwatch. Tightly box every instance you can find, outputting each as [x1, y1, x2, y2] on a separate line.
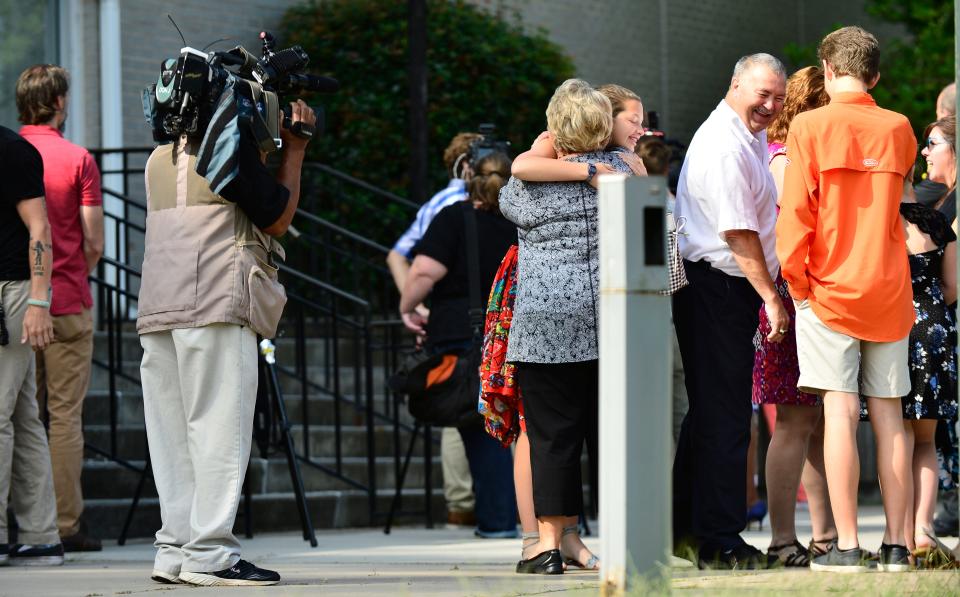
[584, 162, 597, 184]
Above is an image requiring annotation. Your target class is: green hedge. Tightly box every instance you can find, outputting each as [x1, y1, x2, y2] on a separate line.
[281, 0, 576, 200]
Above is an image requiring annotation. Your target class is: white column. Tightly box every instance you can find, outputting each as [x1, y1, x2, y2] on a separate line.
[59, 0, 86, 146]
[99, 0, 123, 153]
[99, 0, 124, 295]
[598, 174, 672, 594]
[657, 0, 669, 132]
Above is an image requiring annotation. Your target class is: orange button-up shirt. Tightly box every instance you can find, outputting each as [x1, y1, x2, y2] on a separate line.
[776, 92, 916, 342]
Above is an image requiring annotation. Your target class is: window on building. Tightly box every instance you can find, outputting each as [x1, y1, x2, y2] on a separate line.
[0, 0, 59, 130]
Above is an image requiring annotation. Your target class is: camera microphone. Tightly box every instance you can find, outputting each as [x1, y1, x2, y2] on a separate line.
[286, 73, 340, 93]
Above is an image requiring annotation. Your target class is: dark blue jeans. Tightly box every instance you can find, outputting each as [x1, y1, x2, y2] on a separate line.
[458, 423, 518, 536]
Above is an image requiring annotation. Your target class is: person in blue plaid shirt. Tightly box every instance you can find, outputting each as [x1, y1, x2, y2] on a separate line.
[387, 132, 481, 292]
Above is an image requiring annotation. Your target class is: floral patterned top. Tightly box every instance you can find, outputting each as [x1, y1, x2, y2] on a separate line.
[499, 151, 631, 363]
[752, 141, 819, 406]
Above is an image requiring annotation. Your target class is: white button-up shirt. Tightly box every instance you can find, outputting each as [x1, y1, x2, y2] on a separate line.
[675, 100, 779, 278]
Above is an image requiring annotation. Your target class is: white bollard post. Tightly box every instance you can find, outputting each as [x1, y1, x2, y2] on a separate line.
[598, 174, 672, 594]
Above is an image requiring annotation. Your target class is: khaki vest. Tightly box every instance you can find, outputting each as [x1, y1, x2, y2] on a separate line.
[136, 135, 286, 337]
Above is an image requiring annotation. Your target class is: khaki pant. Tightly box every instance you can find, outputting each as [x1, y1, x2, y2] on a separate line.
[140, 323, 257, 574]
[795, 300, 910, 397]
[0, 280, 59, 545]
[441, 427, 474, 513]
[36, 308, 93, 537]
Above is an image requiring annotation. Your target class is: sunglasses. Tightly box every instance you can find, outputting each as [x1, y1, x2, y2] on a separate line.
[923, 136, 948, 151]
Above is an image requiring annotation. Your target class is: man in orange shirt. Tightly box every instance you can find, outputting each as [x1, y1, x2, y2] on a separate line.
[776, 26, 917, 573]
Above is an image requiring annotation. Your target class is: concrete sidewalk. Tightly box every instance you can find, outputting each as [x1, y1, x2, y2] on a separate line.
[0, 505, 956, 596]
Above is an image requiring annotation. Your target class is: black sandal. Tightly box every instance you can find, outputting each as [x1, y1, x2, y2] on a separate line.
[808, 536, 838, 558]
[768, 540, 810, 567]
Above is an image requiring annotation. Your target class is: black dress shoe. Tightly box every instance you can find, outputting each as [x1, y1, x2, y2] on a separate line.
[698, 543, 776, 570]
[516, 548, 564, 574]
[61, 530, 102, 552]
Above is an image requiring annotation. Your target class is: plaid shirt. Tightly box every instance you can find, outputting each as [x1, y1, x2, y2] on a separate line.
[392, 179, 467, 258]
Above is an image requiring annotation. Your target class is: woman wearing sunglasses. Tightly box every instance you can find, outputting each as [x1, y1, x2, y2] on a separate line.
[898, 112, 958, 564]
[921, 115, 957, 232]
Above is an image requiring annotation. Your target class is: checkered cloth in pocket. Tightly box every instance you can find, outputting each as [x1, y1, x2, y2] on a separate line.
[660, 213, 689, 296]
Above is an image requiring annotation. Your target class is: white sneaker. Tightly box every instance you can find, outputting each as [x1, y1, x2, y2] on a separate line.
[178, 559, 280, 586]
[150, 569, 183, 584]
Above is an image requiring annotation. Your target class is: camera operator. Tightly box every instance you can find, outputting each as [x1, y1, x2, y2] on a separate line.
[137, 99, 315, 587]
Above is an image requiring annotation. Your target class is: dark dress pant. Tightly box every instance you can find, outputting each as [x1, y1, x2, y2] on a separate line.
[516, 360, 598, 518]
[672, 259, 761, 552]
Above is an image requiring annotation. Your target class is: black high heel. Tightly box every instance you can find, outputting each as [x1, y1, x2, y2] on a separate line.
[745, 500, 767, 531]
[516, 549, 564, 574]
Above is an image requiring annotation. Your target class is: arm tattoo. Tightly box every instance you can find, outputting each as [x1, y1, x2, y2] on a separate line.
[32, 240, 46, 276]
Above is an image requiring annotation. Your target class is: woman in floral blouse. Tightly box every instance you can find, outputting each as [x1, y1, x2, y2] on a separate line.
[500, 79, 633, 574]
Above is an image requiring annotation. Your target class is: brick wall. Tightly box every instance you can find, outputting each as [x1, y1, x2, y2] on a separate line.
[116, 0, 303, 148]
[102, 1, 908, 149]
[467, 0, 905, 144]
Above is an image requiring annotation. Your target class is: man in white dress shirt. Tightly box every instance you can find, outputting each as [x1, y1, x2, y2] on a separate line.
[672, 53, 789, 570]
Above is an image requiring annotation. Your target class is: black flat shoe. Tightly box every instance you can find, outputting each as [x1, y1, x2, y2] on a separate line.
[516, 548, 564, 574]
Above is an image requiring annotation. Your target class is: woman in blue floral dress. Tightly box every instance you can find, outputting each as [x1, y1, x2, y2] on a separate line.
[899, 201, 958, 555]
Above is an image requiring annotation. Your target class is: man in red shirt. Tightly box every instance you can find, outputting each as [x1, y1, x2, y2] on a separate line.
[17, 65, 104, 551]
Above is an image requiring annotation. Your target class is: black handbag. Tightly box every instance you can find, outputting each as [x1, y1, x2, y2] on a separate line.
[390, 204, 485, 428]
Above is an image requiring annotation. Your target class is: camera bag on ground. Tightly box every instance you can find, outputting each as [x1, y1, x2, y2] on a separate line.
[389, 203, 485, 428]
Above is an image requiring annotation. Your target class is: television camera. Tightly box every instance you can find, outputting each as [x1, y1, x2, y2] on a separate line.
[144, 28, 338, 151]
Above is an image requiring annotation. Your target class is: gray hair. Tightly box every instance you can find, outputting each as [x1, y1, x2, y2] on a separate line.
[732, 53, 786, 81]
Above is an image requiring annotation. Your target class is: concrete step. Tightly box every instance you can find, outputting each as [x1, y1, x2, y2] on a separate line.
[89, 362, 143, 393]
[87, 360, 397, 408]
[82, 389, 412, 428]
[84, 488, 448, 540]
[83, 390, 144, 426]
[91, 329, 409, 369]
[82, 424, 438, 462]
[80, 456, 444, 499]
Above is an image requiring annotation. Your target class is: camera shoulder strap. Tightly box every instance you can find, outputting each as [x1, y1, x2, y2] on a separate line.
[462, 202, 484, 340]
[241, 80, 281, 154]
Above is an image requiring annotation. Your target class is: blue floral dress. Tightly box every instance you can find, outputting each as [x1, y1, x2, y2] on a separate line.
[899, 203, 958, 421]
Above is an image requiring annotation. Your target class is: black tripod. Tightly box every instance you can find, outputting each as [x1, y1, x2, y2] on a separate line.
[118, 339, 317, 547]
[383, 420, 434, 534]
[255, 338, 317, 547]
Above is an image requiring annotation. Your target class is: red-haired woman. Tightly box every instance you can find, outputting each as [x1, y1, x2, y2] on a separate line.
[755, 66, 837, 566]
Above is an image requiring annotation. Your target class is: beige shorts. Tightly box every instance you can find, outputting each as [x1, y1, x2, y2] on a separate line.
[794, 300, 910, 398]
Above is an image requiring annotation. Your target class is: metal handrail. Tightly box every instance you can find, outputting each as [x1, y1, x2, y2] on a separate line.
[90, 146, 156, 153]
[295, 209, 392, 254]
[103, 212, 146, 234]
[303, 163, 418, 209]
[101, 187, 147, 211]
[278, 264, 370, 307]
[87, 266, 385, 521]
[84, 147, 436, 531]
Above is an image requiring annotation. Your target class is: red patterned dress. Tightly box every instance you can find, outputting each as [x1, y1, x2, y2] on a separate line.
[752, 143, 819, 407]
[478, 245, 524, 446]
